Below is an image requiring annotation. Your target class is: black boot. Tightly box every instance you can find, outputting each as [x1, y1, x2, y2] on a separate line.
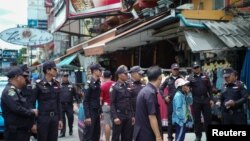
[69, 129, 73, 136]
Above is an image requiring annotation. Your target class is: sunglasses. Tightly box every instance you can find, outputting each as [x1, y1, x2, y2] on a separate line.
[193, 66, 200, 69]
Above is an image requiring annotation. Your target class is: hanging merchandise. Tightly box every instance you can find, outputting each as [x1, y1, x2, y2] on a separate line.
[69, 71, 76, 84]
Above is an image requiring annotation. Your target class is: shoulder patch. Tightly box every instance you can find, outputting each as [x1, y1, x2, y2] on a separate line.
[10, 86, 15, 89]
[36, 79, 41, 83]
[109, 87, 113, 93]
[84, 84, 89, 89]
[8, 89, 16, 96]
[32, 84, 36, 89]
[87, 80, 91, 84]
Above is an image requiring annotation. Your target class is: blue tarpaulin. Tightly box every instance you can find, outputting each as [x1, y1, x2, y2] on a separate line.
[57, 53, 78, 67]
[240, 48, 250, 92]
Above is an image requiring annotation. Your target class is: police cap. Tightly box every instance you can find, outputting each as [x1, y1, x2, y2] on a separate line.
[129, 66, 144, 75]
[19, 64, 30, 76]
[171, 63, 180, 69]
[192, 61, 200, 68]
[6, 66, 24, 79]
[223, 67, 235, 77]
[116, 65, 128, 74]
[89, 63, 105, 71]
[62, 72, 69, 77]
[43, 61, 57, 71]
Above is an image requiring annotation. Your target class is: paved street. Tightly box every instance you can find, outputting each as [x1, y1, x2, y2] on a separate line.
[57, 115, 206, 141]
[58, 115, 79, 141]
[0, 115, 206, 141]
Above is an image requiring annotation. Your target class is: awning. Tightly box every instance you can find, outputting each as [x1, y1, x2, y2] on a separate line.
[184, 30, 227, 52]
[204, 21, 250, 48]
[56, 53, 79, 69]
[83, 37, 115, 56]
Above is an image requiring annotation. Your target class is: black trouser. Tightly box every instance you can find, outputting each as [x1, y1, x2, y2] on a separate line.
[167, 101, 174, 140]
[192, 101, 211, 140]
[112, 118, 133, 141]
[61, 102, 74, 134]
[83, 109, 100, 141]
[222, 111, 247, 125]
[4, 126, 31, 141]
[37, 114, 59, 141]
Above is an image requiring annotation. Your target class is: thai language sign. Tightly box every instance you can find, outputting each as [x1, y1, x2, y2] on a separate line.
[0, 27, 53, 46]
[69, 0, 122, 18]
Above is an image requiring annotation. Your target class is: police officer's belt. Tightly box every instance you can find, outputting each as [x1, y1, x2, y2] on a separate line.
[224, 108, 243, 115]
[61, 102, 72, 104]
[39, 111, 58, 117]
[116, 109, 131, 115]
[6, 125, 30, 131]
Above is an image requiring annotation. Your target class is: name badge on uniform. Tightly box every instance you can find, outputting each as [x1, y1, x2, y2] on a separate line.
[54, 86, 59, 89]
[233, 86, 238, 89]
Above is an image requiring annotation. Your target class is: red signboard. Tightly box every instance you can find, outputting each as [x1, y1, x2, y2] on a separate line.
[69, 0, 122, 18]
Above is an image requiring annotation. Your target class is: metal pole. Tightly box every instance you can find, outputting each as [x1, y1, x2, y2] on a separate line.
[30, 46, 32, 66]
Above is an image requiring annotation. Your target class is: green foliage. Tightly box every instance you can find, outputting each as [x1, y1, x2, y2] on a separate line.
[16, 48, 27, 64]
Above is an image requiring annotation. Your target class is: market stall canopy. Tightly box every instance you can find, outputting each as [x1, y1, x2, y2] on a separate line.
[56, 53, 79, 70]
[184, 30, 227, 52]
[204, 21, 250, 48]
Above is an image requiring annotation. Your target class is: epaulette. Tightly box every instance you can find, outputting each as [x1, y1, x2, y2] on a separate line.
[10, 85, 16, 89]
[86, 80, 91, 84]
[36, 79, 41, 83]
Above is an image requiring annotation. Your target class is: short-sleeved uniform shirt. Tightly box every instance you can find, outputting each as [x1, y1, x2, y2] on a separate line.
[133, 83, 162, 141]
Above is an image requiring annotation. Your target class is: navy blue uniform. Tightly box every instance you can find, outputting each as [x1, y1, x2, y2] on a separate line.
[83, 77, 102, 141]
[220, 81, 248, 124]
[110, 81, 134, 141]
[33, 78, 62, 141]
[1, 83, 36, 141]
[159, 75, 182, 140]
[187, 73, 213, 140]
[129, 80, 145, 114]
[60, 82, 80, 135]
[133, 83, 162, 141]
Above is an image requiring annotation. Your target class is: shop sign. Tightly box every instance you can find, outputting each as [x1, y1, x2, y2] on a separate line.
[0, 27, 53, 46]
[69, 0, 122, 18]
[2, 50, 18, 59]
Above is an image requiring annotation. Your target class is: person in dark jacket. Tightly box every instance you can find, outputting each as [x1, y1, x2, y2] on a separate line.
[133, 66, 163, 141]
[33, 61, 63, 141]
[129, 66, 145, 114]
[159, 63, 182, 141]
[59, 72, 80, 137]
[1, 66, 38, 141]
[187, 61, 214, 141]
[83, 63, 104, 141]
[110, 65, 134, 141]
[218, 68, 248, 125]
[20, 64, 38, 137]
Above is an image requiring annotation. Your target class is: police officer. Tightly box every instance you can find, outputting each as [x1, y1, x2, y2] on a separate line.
[1, 66, 38, 141]
[83, 63, 104, 141]
[129, 66, 145, 114]
[33, 61, 63, 141]
[159, 63, 182, 141]
[218, 68, 248, 124]
[187, 61, 213, 141]
[59, 72, 80, 137]
[110, 65, 134, 141]
[133, 66, 163, 141]
[20, 64, 38, 137]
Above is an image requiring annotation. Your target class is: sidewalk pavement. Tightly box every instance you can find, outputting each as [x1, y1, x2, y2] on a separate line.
[163, 132, 206, 141]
